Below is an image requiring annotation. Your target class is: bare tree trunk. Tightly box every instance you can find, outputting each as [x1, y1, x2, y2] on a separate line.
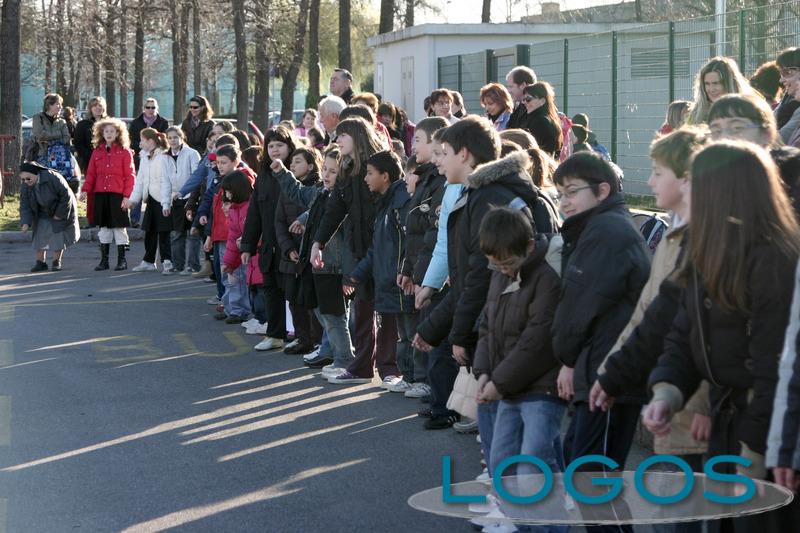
[404, 0, 413, 27]
[91, 0, 102, 96]
[171, 0, 189, 122]
[281, 0, 310, 120]
[66, 2, 81, 107]
[481, 0, 491, 22]
[232, 0, 249, 128]
[104, 0, 117, 116]
[118, 0, 128, 116]
[192, 0, 201, 95]
[379, 0, 394, 34]
[43, 0, 53, 93]
[252, 0, 271, 132]
[133, 1, 144, 114]
[338, 0, 351, 71]
[305, 0, 321, 108]
[0, 0, 22, 195]
[55, 0, 67, 95]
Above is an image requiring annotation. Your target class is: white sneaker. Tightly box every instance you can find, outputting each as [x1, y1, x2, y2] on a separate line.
[321, 365, 347, 378]
[380, 375, 403, 390]
[284, 339, 301, 350]
[303, 348, 321, 362]
[132, 261, 157, 272]
[241, 318, 260, 329]
[404, 382, 431, 398]
[206, 296, 221, 305]
[161, 260, 174, 274]
[254, 337, 284, 351]
[387, 378, 412, 393]
[475, 467, 490, 483]
[245, 323, 268, 335]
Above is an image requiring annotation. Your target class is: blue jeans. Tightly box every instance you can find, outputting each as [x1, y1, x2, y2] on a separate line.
[490, 396, 567, 533]
[477, 400, 499, 469]
[397, 313, 427, 383]
[250, 285, 266, 323]
[170, 230, 200, 270]
[318, 330, 332, 358]
[212, 242, 226, 300]
[224, 264, 251, 318]
[314, 306, 354, 369]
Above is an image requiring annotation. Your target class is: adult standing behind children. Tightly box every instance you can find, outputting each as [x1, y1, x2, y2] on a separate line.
[504, 66, 537, 130]
[181, 96, 215, 154]
[129, 98, 170, 169]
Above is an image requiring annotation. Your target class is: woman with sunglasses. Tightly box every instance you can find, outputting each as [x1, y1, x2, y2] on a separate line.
[181, 96, 215, 154]
[520, 82, 563, 159]
[18, 161, 81, 272]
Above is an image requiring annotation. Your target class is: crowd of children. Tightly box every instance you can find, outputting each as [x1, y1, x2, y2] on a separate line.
[24, 49, 800, 532]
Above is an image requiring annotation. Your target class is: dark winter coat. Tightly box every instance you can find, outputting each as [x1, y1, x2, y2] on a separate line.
[275, 172, 321, 275]
[473, 234, 563, 399]
[180, 117, 214, 154]
[19, 169, 80, 242]
[417, 151, 554, 350]
[506, 103, 528, 130]
[73, 116, 102, 172]
[314, 158, 379, 264]
[241, 169, 284, 274]
[129, 113, 170, 167]
[521, 106, 563, 159]
[350, 179, 413, 314]
[552, 193, 651, 403]
[402, 163, 447, 285]
[649, 244, 797, 456]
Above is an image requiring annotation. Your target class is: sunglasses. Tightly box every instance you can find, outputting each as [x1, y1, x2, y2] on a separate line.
[189, 105, 201, 109]
[780, 67, 800, 78]
[21, 177, 35, 183]
[144, 106, 156, 110]
[522, 96, 535, 103]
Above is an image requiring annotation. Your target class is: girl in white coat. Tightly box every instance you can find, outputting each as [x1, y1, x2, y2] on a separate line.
[161, 126, 201, 274]
[129, 129, 173, 272]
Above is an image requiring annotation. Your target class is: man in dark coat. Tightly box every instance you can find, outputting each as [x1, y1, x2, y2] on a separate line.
[504, 65, 537, 130]
[329, 68, 355, 104]
[128, 98, 170, 169]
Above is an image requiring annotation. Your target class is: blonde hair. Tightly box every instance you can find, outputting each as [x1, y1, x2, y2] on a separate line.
[92, 117, 130, 149]
[686, 57, 752, 125]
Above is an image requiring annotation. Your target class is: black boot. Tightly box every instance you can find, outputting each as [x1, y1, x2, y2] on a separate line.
[95, 244, 110, 271]
[114, 245, 128, 271]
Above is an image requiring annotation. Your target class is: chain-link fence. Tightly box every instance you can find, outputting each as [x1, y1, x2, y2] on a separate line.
[437, 2, 800, 195]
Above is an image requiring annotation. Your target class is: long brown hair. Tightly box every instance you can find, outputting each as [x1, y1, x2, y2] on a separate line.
[688, 141, 800, 313]
[140, 128, 168, 158]
[524, 82, 561, 131]
[184, 95, 214, 123]
[334, 117, 385, 176]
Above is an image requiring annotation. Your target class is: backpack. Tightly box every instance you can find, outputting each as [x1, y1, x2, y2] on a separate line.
[45, 141, 77, 181]
[632, 213, 668, 255]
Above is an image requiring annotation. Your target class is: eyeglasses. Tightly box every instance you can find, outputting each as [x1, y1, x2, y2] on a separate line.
[709, 123, 762, 138]
[555, 185, 593, 201]
[780, 67, 800, 78]
[144, 106, 156, 110]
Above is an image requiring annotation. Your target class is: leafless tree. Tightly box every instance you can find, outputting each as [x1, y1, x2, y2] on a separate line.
[339, 0, 351, 70]
[1, 0, 22, 194]
[306, 0, 321, 108]
[281, 0, 310, 119]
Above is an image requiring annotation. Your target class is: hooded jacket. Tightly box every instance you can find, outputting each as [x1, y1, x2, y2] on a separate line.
[402, 163, 447, 285]
[350, 179, 413, 314]
[417, 151, 549, 350]
[473, 234, 563, 400]
[552, 193, 651, 403]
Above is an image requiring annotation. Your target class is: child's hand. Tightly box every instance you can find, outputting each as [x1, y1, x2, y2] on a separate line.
[310, 243, 324, 269]
[415, 286, 434, 310]
[78, 192, 87, 202]
[270, 159, 287, 174]
[190, 227, 200, 237]
[452, 345, 469, 366]
[478, 380, 502, 403]
[289, 221, 305, 234]
[557, 366, 574, 401]
[221, 264, 229, 274]
[589, 380, 614, 412]
[241, 252, 251, 265]
[186, 209, 193, 221]
[21, 224, 29, 232]
[289, 250, 300, 263]
[412, 333, 433, 353]
[342, 284, 355, 296]
[642, 400, 673, 436]
[199, 215, 208, 225]
[203, 238, 212, 253]
[236, 237, 242, 250]
[399, 275, 414, 295]
[163, 208, 171, 217]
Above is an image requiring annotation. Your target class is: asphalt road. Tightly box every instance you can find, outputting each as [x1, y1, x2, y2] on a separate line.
[0, 240, 483, 532]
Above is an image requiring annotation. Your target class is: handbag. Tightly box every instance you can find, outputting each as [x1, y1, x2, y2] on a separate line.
[446, 366, 479, 420]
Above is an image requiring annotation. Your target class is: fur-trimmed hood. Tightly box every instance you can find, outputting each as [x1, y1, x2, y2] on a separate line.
[467, 151, 533, 190]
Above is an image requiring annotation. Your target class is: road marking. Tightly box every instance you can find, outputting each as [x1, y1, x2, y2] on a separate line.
[0, 396, 10, 445]
[0, 341, 12, 367]
[0, 358, 57, 370]
[28, 336, 127, 352]
[94, 336, 162, 364]
[175, 331, 251, 358]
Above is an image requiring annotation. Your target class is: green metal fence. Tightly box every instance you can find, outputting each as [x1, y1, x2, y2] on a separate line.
[437, 2, 800, 195]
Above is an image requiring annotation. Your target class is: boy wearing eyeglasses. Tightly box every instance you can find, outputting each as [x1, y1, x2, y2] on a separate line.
[551, 152, 650, 527]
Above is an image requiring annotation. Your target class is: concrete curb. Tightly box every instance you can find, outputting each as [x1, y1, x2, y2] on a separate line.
[0, 227, 144, 243]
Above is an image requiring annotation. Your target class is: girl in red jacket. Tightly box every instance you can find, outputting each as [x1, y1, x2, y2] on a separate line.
[220, 171, 254, 323]
[80, 118, 136, 271]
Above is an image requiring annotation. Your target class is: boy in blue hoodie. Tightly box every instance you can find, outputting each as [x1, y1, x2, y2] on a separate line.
[345, 150, 413, 388]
